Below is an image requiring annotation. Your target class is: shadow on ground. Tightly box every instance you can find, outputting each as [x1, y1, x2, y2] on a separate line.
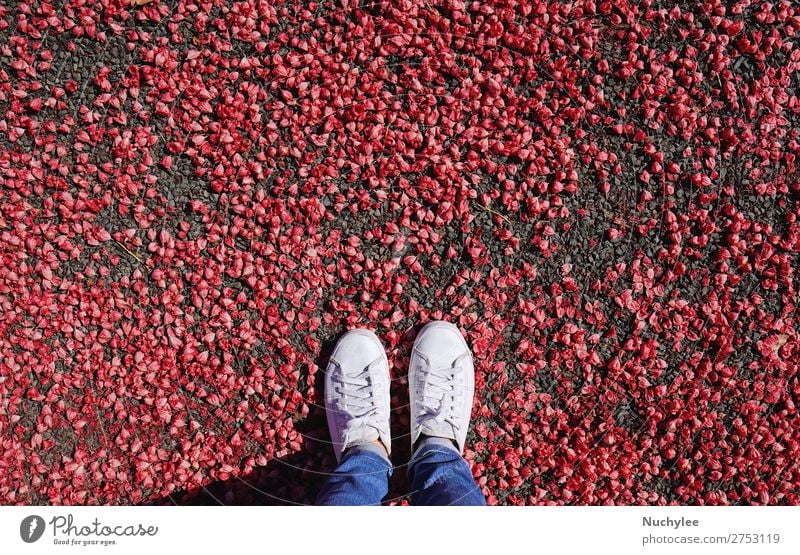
[147, 326, 418, 506]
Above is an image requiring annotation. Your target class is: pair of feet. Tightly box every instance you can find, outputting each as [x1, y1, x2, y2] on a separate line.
[325, 321, 475, 462]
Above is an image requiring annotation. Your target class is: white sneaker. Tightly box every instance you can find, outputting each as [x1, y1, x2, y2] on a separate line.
[324, 329, 391, 463]
[409, 321, 475, 454]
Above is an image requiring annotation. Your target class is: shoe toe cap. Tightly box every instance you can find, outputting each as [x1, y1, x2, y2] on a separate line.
[330, 329, 387, 374]
[413, 322, 471, 367]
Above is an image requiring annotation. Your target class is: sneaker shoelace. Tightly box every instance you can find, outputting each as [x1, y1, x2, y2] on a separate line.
[332, 360, 384, 443]
[417, 364, 462, 432]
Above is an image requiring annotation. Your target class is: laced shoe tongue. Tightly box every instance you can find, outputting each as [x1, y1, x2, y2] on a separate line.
[343, 417, 380, 447]
[421, 417, 456, 440]
[419, 365, 460, 437]
[336, 358, 384, 444]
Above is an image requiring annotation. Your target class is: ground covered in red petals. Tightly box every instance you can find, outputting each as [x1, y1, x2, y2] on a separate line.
[1, 0, 799, 505]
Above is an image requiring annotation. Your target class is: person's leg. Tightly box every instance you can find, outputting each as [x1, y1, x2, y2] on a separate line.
[407, 321, 486, 505]
[316, 443, 393, 505]
[317, 328, 393, 506]
[408, 436, 485, 505]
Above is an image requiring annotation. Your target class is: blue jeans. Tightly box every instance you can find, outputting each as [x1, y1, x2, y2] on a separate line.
[316, 438, 486, 505]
